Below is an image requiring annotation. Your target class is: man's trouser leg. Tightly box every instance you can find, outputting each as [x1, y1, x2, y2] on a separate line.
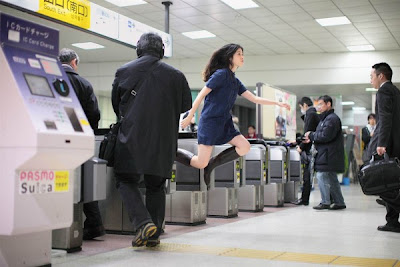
[115, 173, 153, 231]
[83, 201, 104, 229]
[380, 189, 400, 225]
[327, 172, 345, 206]
[301, 163, 311, 203]
[316, 172, 330, 205]
[144, 174, 167, 238]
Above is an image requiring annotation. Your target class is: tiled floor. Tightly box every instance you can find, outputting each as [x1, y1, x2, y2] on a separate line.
[53, 185, 400, 267]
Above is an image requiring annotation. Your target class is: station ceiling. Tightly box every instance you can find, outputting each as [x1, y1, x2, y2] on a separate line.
[2, 0, 400, 111]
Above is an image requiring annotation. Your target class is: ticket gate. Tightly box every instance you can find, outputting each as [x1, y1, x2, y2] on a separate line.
[95, 133, 176, 234]
[208, 145, 242, 217]
[284, 148, 302, 203]
[166, 136, 208, 225]
[238, 144, 266, 212]
[264, 144, 288, 207]
[0, 13, 94, 266]
[52, 157, 107, 252]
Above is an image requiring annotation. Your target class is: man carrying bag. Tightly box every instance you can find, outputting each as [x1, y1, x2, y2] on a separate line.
[366, 62, 400, 233]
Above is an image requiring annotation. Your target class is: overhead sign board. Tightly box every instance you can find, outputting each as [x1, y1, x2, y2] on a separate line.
[0, 0, 173, 57]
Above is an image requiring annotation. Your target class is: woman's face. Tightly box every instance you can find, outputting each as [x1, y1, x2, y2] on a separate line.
[231, 48, 244, 68]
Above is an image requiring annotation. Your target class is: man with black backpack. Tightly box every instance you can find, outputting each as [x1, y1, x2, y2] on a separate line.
[367, 62, 400, 233]
[111, 33, 192, 247]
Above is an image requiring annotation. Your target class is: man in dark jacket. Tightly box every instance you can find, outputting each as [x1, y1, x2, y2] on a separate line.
[292, 97, 320, 206]
[59, 48, 105, 240]
[361, 113, 376, 161]
[112, 33, 192, 247]
[367, 62, 400, 233]
[304, 95, 346, 210]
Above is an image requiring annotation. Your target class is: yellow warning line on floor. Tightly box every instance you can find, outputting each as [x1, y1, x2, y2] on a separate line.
[138, 243, 399, 267]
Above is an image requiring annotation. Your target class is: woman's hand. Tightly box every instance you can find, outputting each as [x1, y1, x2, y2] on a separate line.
[181, 111, 193, 129]
[278, 102, 291, 110]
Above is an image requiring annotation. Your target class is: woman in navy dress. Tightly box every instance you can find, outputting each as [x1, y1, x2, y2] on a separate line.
[178, 44, 290, 185]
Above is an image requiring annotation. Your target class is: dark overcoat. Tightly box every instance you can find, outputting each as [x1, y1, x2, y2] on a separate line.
[367, 81, 400, 159]
[111, 54, 192, 178]
[63, 65, 100, 129]
[309, 109, 345, 173]
[299, 107, 320, 153]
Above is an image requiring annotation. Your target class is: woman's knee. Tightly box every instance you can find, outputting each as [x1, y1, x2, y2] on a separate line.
[237, 142, 251, 156]
[197, 160, 209, 169]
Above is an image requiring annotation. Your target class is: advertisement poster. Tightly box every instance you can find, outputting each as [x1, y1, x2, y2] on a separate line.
[274, 90, 286, 138]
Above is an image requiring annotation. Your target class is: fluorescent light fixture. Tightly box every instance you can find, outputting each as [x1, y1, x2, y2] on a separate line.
[182, 30, 216, 39]
[347, 45, 375, 52]
[352, 107, 366, 111]
[342, 126, 349, 129]
[316, 16, 351, 27]
[366, 87, 378, 92]
[342, 101, 355, 105]
[72, 42, 105, 50]
[220, 0, 258, 10]
[104, 0, 147, 7]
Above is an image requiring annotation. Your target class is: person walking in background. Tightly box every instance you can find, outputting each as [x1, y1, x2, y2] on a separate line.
[59, 48, 105, 240]
[292, 96, 320, 206]
[111, 33, 192, 247]
[362, 113, 376, 161]
[304, 95, 346, 210]
[178, 43, 290, 186]
[367, 62, 400, 233]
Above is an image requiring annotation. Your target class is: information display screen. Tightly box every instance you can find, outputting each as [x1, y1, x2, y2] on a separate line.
[24, 73, 54, 98]
[40, 59, 62, 76]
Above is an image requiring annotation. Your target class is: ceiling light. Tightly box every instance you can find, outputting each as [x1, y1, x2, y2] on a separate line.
[71, 42, 105, 50]
[347, 45, 375, 52]
[182, 30, 216, 39]
[316, 16, 351, 27]
[104, 0, 147, 7]
[342, 101, 355, 105]
[366, 88, 378, 92]
[352, 107, 366, 111]
[342, 126, 349, 129]
[220, 0, 258, 10]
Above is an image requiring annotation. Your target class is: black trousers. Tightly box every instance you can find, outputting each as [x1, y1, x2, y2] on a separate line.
[83, 201, 103, 229]
[380, 189, 400, 225]
[301, 162, 312, 203]
[115, 173, 166, 238]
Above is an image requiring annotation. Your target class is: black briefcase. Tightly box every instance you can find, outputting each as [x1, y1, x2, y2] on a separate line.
[358, 153, 400, 195]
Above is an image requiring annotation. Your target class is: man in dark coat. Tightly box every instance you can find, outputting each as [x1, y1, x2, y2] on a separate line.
[292, 96, 320, 206]
[111, 33, 192, 247]
[304, 95, 346, 210]
[59, 48, 105, 240]
[367, 62, 400, 233]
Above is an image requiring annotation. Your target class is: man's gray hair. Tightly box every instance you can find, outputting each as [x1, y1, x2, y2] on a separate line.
[59, 48, 80, 64]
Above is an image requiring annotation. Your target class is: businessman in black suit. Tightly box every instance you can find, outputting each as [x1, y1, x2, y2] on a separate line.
[367, 62, 400, 233]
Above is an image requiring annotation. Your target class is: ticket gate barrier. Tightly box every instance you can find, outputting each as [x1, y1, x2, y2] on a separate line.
[208, 144, 242, 217]
[166, 136, 208, 225]
[264, 144, 288, 207]
[52, 157, 107, 252]
[95, 133, 176, 234]
[284, 148, 302, 203]
[239, 144, 266, 212]
[0, 13, 94, 266]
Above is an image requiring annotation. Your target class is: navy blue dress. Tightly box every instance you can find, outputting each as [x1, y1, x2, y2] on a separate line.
[197, 68, 247, 145]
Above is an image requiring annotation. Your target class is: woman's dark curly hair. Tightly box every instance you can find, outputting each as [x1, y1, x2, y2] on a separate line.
[202, 44, 243, 82]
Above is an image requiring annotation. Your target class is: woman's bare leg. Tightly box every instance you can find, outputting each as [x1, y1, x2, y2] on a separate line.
[228, 135, 251, 156]
[189, 144, 214, 169]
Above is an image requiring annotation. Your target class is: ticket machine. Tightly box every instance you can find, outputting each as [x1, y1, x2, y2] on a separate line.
[208, 144, 243, 217]
[284, 148, 302, 203]
[239, 144, 266, 212]
[264, 144, 288, 207]
[0, 13, 94, 266]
